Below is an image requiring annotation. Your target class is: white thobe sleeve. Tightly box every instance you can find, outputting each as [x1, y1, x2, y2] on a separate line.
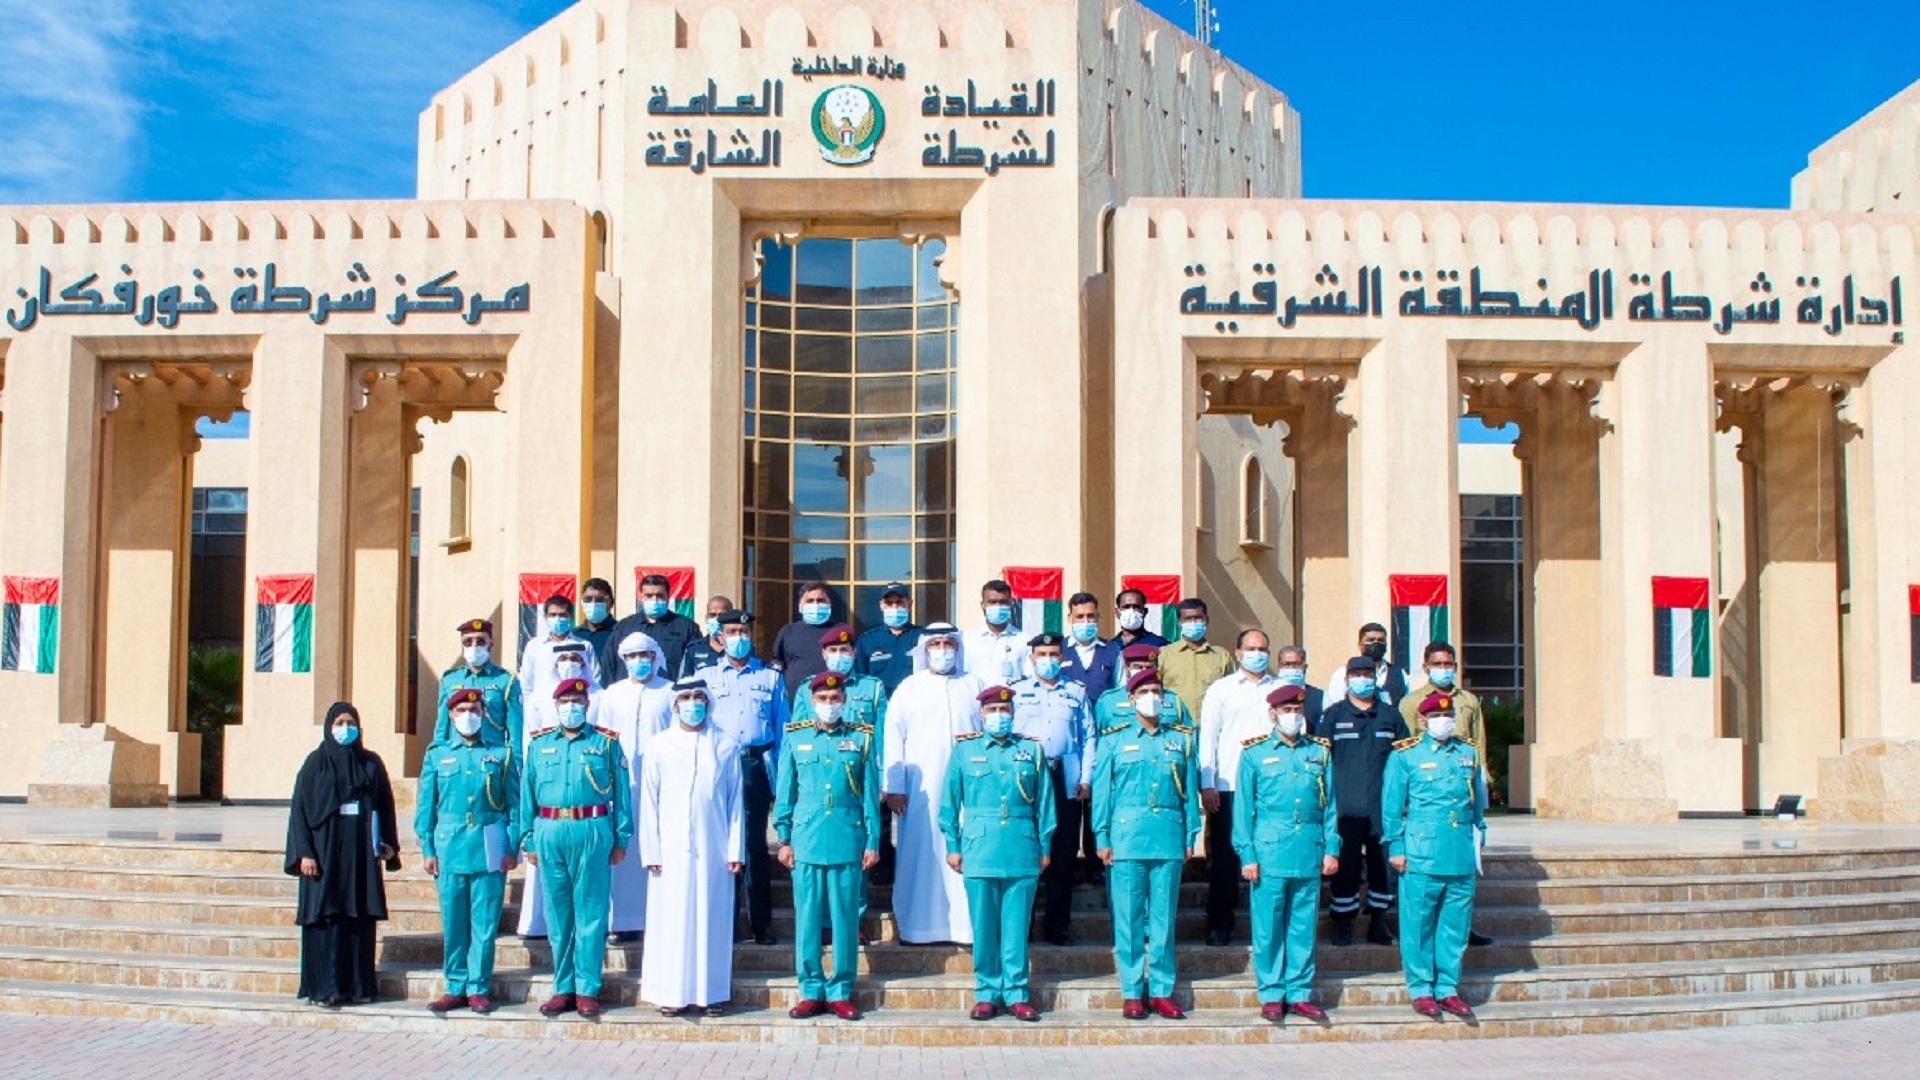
[638, 746, 664, 867]
[720, 748, 746, 862]
[883, 685, 911, 795]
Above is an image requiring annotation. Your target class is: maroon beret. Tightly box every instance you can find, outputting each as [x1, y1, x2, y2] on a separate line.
[1126, 668, 1163, 695]
[1266, 684, 1307, 707]
[819, 624, 855, 649]
[1417, 692, 1455, 716]
[553, 677, 591, 699]
[977, 685, 1014, 706]
[1121, 643, 1161, 664]
[808, 672, 846, 693]
[456, 618, 494, 636]
[445, 687, 483, 709]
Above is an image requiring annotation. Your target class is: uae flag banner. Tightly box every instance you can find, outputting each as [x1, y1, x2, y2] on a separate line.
[1003, 567, 1063, 635]
[1, 576, 60, 674]
[519, 573, 578, 662]
[254, 574, 314, 674]
[1652, 576, 1711, 679]
[1909, 585, 1919, 683]
[1389, 574, 1450, 674]
[635, 566, 697, 620]
[1121, 574, 1183, 640]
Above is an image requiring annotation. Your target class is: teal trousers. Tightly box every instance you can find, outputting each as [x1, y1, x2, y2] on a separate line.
[1249, 873, 1319, 1004]
[1108, 858, 1181, 999]
[533, 817, 614, 997]
[1397, 870, 1475, 999]
[793, 861, 864, 1002]
[436, 869, 506, 996]
[965, 875, 1039, 1005]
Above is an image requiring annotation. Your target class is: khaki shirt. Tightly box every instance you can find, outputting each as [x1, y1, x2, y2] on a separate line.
[1399, 682, 1486, 772]
[1158, 641, 1237, 723]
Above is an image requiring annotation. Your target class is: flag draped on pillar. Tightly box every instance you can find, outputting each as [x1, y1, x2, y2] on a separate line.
[1121, 574, 1182, 640]
[1, 576, 60, 675]
[1388, 574, 1449, 674]
[1651, 576, 1711, 679]
[636, 566, 697, 620]
[1003, 567, 1063, 635]
[253, 574, 314, 674]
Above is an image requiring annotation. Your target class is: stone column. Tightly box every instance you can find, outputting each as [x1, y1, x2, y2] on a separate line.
[343, 374, 416, 773]
[224, 330, 351, 799]
[1280, 382, 1355, 688]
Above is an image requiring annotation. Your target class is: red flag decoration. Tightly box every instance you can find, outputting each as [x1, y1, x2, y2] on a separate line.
[1908, 585, 1919, 684]
[1652, 576, 1711, 679]
[1002, 567, 1063, 635]
[635, 566, 697, 620]
[253, 574, 315, 674]
[518, 573, 578, 662]
[1, 576, 60, 674]
[1121, 574, 1182, 640]
[1388, 574, 1449, 674]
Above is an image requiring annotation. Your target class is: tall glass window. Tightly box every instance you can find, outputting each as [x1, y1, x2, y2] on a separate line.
[743, 237, 956, 634]
[1460, 493, 1524, 694]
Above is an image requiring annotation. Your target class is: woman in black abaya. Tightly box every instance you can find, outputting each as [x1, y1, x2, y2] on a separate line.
[285, 701, 401, 1007]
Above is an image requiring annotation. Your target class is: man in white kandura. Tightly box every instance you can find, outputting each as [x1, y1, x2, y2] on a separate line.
[639, 679, 745, 1017]
[882, 622, 984, 944]
[600, 631, 675, 942]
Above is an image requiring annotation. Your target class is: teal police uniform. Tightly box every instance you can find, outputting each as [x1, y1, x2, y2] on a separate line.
[773, 708, 881, 1006]
[1092, 711, 1202, 1004]
[939, 725, 1057, 1008]
[413, 732, 522, 1000]
[1093, 684, 1195, 734]
[433, 661, 523, 749]
[1382, 730, 1486, 1004]
[1231, 731, 1339, 1006]
[519, 715, 632, 1003]
[790, 673, 887, 743]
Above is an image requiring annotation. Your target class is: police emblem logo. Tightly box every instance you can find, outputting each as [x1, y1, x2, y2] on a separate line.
[813, 85, 883, 165]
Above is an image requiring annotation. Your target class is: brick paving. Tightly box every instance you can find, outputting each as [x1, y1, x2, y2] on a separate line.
[4, 1010, 1916, 1079]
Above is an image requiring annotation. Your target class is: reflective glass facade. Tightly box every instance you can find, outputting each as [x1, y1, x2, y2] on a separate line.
[1460, 493, 1524, 694]
[742, 237, 957, 633]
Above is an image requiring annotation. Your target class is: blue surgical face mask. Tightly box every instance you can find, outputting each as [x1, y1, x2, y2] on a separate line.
[800, 602, 831, 626]
[547, 615, 572, 638]
[1428, 666, 1457, 689]
[1277, 665, 1307, 687]
[641, 597, 669, 619]
[558, 702, 588, 730]
[582, 601, 610, 625]
[983, 711, 1014, 739]
[1241, 650, 1269, 674]
[724, 635, 753, 660]
[1180, 620, 1207, 642]
[882, 605, 909, 628]
[1033, 656, 1063, 682]
[1070, 621, 1099, 645]
[677, 700, 708, 727]
[332, 725, 359, 746]
[705, 616, 722, 638]
[825, 652, 855, 676]
[625, 655, 654, 681]
[983, 603, 1012, 627]
[1347, 676, 1377, 700]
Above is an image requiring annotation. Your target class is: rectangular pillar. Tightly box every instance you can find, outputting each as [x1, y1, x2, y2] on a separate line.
[344, 378, 416, 773]
[1289, 395, 1354, 692]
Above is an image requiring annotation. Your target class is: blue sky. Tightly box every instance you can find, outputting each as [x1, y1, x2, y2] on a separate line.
[3, 0, 1914, 443]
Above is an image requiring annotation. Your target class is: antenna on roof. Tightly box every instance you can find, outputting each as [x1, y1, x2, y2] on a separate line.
[1185, 0, 1220, 46]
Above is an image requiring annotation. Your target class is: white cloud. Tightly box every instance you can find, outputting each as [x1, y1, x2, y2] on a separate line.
[0, 0, 140, 202]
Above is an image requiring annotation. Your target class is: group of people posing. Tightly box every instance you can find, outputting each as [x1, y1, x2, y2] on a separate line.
[290, 575, 1489, 1025]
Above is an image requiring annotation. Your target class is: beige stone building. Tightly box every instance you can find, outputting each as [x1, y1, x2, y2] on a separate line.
[1, 0, 1916, 820]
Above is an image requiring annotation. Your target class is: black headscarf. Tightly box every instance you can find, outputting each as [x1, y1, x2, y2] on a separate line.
[294, 701, 378, 832]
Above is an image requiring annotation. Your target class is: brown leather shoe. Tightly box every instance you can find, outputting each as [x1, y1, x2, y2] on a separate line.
[1411, 996, 1441, 1018]
[827, 999, 862, 1020]
[1121, 998, 1147, 1020]
[538, 993, 575, 1017]
[1008, 1002, 1039, 1022]
[788, 998, 828, 1019]
[426, 993, 465, 1014]
[969, 1002, 997, 1021]
[1288, 1001, 1329, 1022]
[467, 994, 493, 1014]
[576, 995, 602, 1019]
[1259, 1002, 1285, 1022]
[1147, 996, 1186, 1020]
[1437, 995, 1473, 1017]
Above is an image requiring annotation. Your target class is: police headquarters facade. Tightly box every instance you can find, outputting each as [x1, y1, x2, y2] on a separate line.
[1, 0, 1918, 817]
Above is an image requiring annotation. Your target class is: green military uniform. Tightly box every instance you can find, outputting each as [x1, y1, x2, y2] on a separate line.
[414, 737, 521, 999]
[773, 717, 881, 1004]
[1231, 732, 1339, 1006]
[433, 662, 523, 749]
[1092, 716, 1201, 1002]
[519, 723, 632, 1000]
[1381, 732, 1485, 1002]
[938, 731, 1057, 1008]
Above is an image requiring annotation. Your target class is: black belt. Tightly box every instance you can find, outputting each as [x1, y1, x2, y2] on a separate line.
[740, 742, 774, 758]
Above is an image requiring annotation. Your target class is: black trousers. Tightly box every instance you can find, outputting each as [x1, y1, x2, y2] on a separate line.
[1041, 765, 1084, 939]
[1329, 815, 1393, 918]
[298, 914, 379, 1002]
[738, 751, 774, 935]
[1204, 791, 1241, 935]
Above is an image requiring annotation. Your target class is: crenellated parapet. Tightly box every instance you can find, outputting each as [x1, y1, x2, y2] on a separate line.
[1793, 76, 1920, 214]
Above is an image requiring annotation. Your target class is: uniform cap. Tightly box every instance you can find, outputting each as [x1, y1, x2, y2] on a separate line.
[456, 618, 494, 637]
[808, 672, 846, 693]
[977, 685, 1014, 705]
[818, 624, 855, 649]
[445, 687, 483, 709]
[1417, 692, 1454, 716]
[716, 610, 753, 626]
[1121, 643, 1161, 664]
[1126, 668, 1164, 695]
[1027, 632, 1065, 648]
[881, 581, 911, 599]
[1266, 684, 1307, 707]
[1345, 655, 1377, 673]
[553, 677, 591, 699]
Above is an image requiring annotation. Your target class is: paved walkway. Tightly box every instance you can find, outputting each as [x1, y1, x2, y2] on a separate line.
[5, 1010, 1917, 1078]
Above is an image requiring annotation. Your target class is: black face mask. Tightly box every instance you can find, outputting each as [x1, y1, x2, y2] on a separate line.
[1361, 642, 1387, 661]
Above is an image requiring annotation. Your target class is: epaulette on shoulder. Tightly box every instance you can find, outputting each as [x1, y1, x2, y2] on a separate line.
[529, 726, 556, 738]
[1392, 735, 1422, 751]
[1460, 735, 1479, 749]
[849, 722, 873, 733]
[1166, 721, 1193, 734]
[955, 731, 984, 741]
[1241, 733, 1269, 749]
[593, 725, 620, 740]
[1100, 723, 1130, 737]
[785, 720, 811, 732]
[1308, 735, 1332, 748]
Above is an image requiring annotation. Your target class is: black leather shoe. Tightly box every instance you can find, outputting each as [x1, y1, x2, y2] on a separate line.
[1468, 930, 1494, 947]
[1366, 917, 1395, 946]
[1330, 919, 1354, 947]
[1205, 929, 1232, 947]
[753, 931, 778, 946]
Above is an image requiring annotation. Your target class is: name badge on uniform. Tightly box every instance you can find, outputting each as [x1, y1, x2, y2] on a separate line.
[796, 744, 814, 752]
[1262, 756, 1280, 765]
[970, 756, 988, 763]
[340, 801, 361, 816]
[438, 757, 456, 766]
[541, 747, 558, 755]
[1420, 762, 1438, 770]
[1122, 745, 1141, 753]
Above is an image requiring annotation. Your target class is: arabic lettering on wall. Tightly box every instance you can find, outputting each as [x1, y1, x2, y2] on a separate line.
[1175, 263, 1904, 342]
[4, 262, 532, 333]
[919, 79, 1058, 176]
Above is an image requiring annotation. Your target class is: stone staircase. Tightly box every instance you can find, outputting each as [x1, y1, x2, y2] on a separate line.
[0, 834, 1918, 1043]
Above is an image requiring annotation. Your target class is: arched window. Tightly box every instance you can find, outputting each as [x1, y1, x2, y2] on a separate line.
[448, 454, 471, 545]
[1239, 453, 1268, 547]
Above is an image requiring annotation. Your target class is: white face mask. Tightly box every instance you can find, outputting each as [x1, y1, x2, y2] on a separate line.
[452, 709, 483, 739]
[1426, 715, 1457, 742]
[1117, 609, 1146, 632]
[557, 659, 584, 679]
[815, 701, 845, 727]
[463, 644, 490, 668]
[1275, 711, 1306, 739]
[1134, 692, 1161, 719]
[927, 646, 957, 674]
